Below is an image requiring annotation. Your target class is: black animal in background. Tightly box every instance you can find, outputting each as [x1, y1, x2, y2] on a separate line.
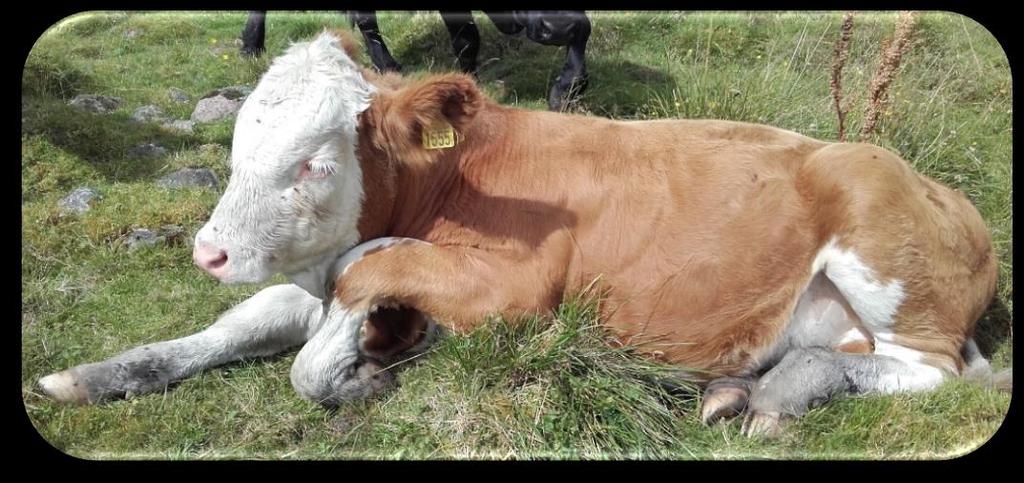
[241, 11, 591, 111]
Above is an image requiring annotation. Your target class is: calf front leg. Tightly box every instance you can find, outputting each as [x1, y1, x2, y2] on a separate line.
[38, 284, 322, 404]
[288, 236, 564, 406]
[289, 298, 398, 406]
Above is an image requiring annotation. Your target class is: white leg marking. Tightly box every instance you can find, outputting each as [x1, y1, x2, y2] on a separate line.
[38, 284, 322, 404]
[871, 341, 948, 392]
[810, 237, 905, 331]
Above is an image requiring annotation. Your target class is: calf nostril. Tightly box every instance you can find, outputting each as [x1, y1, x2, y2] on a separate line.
[208, 251, 228, 269]
[194, 244, 229, 272]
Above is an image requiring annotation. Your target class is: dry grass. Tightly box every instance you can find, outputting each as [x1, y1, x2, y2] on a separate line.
[861, 11, 919, 138]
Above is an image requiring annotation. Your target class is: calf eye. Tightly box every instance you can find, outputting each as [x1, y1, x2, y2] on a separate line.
[296, 159, 336, 182]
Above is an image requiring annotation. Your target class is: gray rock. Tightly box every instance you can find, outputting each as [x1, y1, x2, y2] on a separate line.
[121, 225, 187, 250]
[168, 88, 191, 103]
[69, 94, 122, 113]
[58, 187, 101, 215]
[190, 86, 253, 123]
[157, 224, 187, 245]
[191, 96, 242, 123]
[124, 228, 161, 250]
[201, 85, 252, 101]
[128, 143, 167, 158]
[131, 104, 169, 123]
[157, 168, 219, 190]
[162, 119, 196, 134]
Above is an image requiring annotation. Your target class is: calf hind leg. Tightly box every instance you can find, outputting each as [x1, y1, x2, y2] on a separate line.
[701, 376, 755, 425]
[38, 284, 322, 404]
[741, 347, 946, 438]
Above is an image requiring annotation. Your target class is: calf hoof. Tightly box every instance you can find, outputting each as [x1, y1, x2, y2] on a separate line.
[300, 359, 398, 408]
[741, 411, 788, 439]
[353, 360, 397, 395]
[38, 370, 91, 405]
[700, 377, 752, 425]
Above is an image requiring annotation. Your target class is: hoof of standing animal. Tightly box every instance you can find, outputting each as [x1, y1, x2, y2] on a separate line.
[548, 72, 589, 111]
[240, 45, 265, 57]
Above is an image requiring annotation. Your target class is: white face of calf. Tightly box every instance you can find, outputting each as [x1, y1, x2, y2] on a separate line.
[193, 32, 375, 284]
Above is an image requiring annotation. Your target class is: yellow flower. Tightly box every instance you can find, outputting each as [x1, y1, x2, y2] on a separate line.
[222, 54, 229, 60]
[210, 37, 217, 44]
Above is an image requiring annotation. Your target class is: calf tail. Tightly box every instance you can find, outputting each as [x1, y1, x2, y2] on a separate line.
[961, 337, 1012, 392]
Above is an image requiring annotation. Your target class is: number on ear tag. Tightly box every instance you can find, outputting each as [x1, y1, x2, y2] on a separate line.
[422, 121, 457, 150]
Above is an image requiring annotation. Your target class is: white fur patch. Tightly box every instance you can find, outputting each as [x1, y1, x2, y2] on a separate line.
[872, 340, 948, 392]
[196, 31, 375, 284]
[835, 328, 868, 346]
[810, 237, 905, 330]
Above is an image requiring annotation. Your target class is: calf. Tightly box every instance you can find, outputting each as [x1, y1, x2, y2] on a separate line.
[241, 11, 591, 111]
[38, 32, 1004, 438]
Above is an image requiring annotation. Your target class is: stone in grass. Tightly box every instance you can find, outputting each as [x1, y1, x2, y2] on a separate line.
[128, 143, 168, 158]
[131, 104, 169, 124]
[58, 187, 101, 215]
[122, 225, 187, 250]
[157, 224, 187, 245]
[68, 94, 122, 114]
[162, 119, 196, 134]
[168, 88, 191, 103]
[122, 229, 160, 250]
[157, 167, 220, 190]
[190, 86, 253, 123]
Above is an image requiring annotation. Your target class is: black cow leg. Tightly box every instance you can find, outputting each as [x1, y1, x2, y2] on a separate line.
[350, 11, 403, 73]
[241, 11, 267, 57]
[483, 11, 526, 36]
[548, 18, 591, 111]
[441, 11, 481, 74]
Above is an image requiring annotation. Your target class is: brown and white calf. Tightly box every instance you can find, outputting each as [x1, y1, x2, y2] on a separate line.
[38, 32, 1005, 437]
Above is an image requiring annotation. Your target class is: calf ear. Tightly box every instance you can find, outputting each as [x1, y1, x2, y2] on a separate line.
[324, 28, 366, 64]
[364, 73, 483, 165]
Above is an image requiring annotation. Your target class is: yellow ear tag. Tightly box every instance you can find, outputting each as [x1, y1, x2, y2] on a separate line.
[422, 121, 458, 150]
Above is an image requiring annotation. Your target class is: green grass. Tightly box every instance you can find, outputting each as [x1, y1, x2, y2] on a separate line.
[22, 11, 1011, 459]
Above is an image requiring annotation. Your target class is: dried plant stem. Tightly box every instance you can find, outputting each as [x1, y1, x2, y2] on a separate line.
[861, 11, 918, 137]
[830, 12, 855, 142]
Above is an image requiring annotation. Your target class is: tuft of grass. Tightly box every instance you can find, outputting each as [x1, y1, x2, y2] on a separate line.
[22, 11, 1011, 459]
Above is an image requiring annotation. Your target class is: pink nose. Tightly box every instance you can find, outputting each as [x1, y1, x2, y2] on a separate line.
[193, 243, 229, 278]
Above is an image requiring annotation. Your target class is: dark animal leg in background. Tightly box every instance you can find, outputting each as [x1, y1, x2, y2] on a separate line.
[240, 10, 592, 111]
[350, 11, 403, 73]
[241, 11, 267, 57]
[441, 11, 481, 75]
[483, 11, 526, 35]
[548, 15, 591, 112]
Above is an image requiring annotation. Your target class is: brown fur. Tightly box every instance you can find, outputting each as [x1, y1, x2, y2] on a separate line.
[338, 72, 996, 381]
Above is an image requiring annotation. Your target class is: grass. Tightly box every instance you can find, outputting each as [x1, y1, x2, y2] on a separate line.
[21, 11, 1012, 459]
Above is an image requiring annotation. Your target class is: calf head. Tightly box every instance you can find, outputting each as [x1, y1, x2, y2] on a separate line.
[194, 31, 482, 287]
